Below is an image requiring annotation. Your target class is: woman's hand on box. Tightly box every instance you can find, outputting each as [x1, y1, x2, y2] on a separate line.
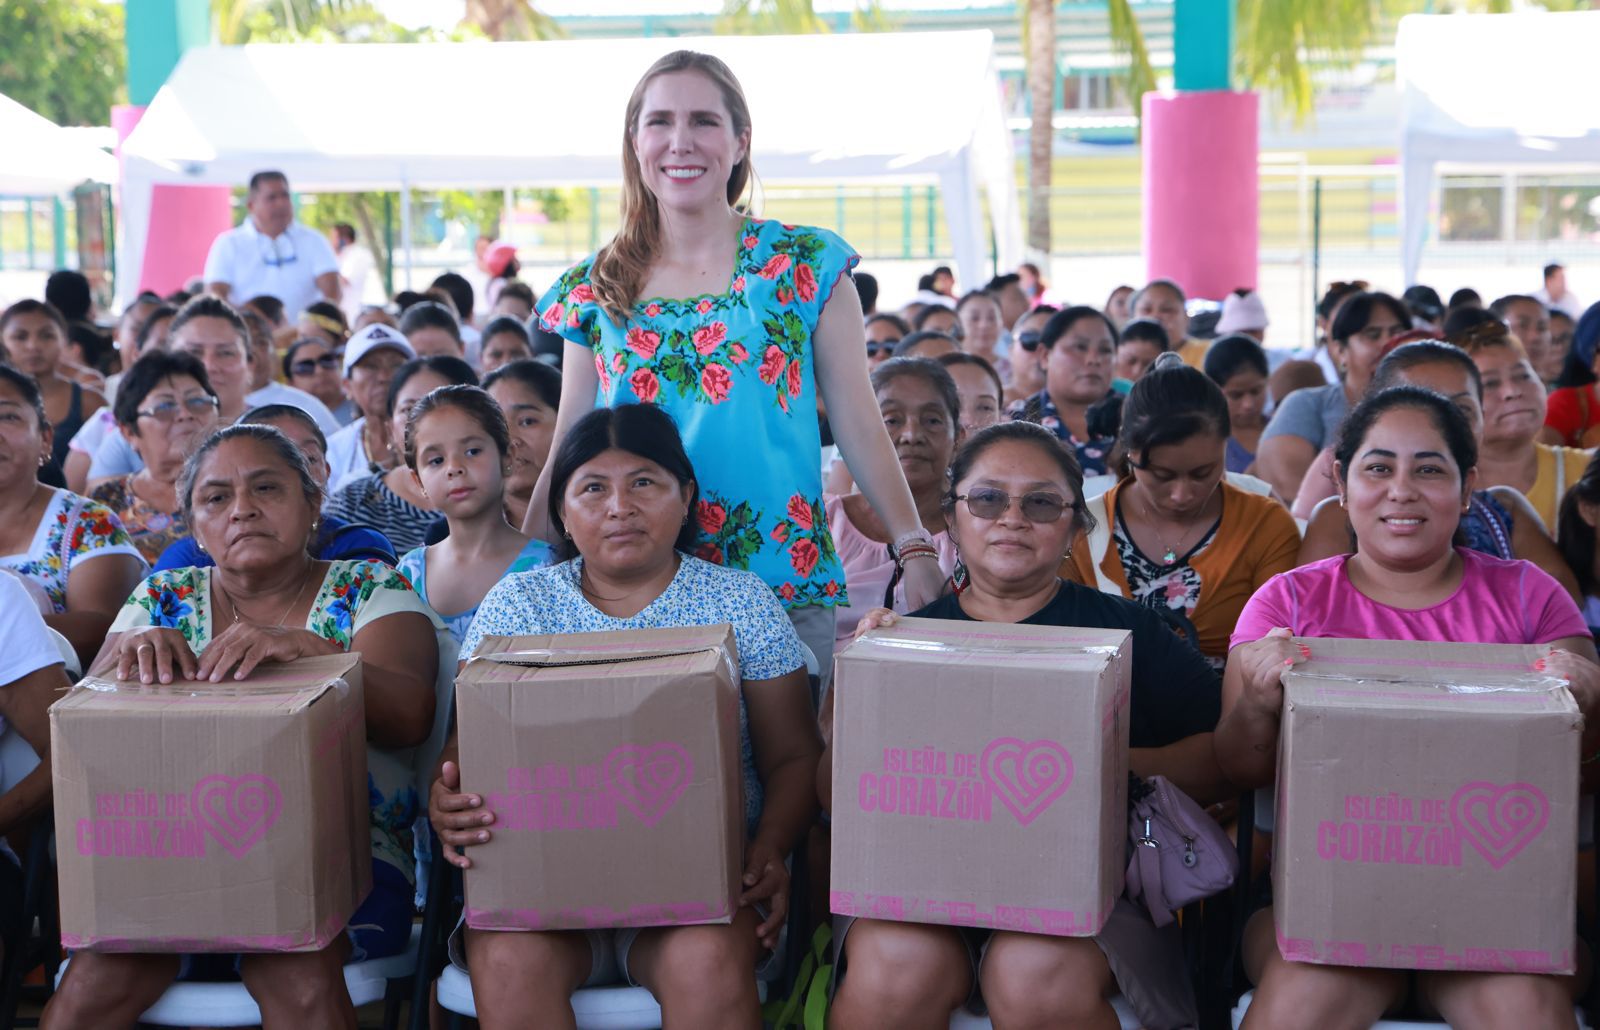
[115, 627, 199, 684]
[1236, 628, 1309, 715]
[1540, 647, 1600, 715]
[195, 624, 341, 682]
[852, 607, 898, 641]
[431, 760, 495, 869]
[739, 838, 789, 952]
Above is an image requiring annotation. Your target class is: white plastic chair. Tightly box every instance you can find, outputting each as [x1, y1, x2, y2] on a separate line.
[434, 962, 768, 1030]
[1231, 988, 1592, 1029]
[950, 994, 1141, 1029]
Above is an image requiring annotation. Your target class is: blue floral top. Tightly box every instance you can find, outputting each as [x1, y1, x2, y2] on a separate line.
[108, 560, 446, 885]
[0, 488, 145, 613]
[536, 218, 858, 611]
[1015, 389, 1116, 477]
[463, 554, 807, 837]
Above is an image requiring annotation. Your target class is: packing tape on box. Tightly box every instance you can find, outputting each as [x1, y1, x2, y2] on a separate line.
[472, 646, 740, 685]
[853, 634, 1122, 658]
[1287, 668, 1568, 694]
[75, 674, 356, 699]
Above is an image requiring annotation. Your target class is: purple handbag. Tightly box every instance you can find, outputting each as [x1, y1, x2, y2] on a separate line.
[1124, 774, 1238, 927]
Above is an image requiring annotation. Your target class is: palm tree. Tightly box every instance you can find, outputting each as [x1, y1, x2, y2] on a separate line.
[716, 0, 888, 34]
[1024, 0, 1056, 255]
[462, 0, 563, 42]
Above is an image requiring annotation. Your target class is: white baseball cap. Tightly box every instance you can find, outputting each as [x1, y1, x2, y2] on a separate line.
[342, 323, 415, 376]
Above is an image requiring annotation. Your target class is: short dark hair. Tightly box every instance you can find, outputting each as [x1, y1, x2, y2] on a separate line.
[1545, 263, 1565, 281]
[1334, 385, 1477, 487]
[1371, 339, 1483, 400]
[892, 330, 958, 358]
[913, 305, 959, 332]
[170, 294, 249, 352]
[496, 281, 536, 309]
[404, 384, 511, 469]
[985, 273, 1021, 293]
[67, 323, 114, 374]
[334, 223, 357, 245]
[384, 355, 478, 420]
[1447, 287, 1482, 310]
[854, 270, 879, 313]
[546, 404, 700, 560]
[865, 312, 910, 337]
[180, 423, 320, 528]
[1119, 353, 1230, 470]
[393, 290, 429, 312]
[1118, 318, 1170, 352]
[482, 316, 531, 351]
[429, 272, 475, 324]
[0, 364, 49, 430]
[242, 294, 287, 328]
[1442, 306, 1506, 346]
[399, 300, 461, 344]
[45, 270, 92, 323]
[1040, 305, 1119, 350]
[872, 356, 962, 425]
[238, 402, 328, 453]
[934, 353, 1001, 415]
[944, 421, 1097, 539]
[248, 170, 288, 194]
[483, 358, 562, 410]
[1329, 291, 1410, 346]
[1203, 333, 1270, 385]
[114, 349, 216, 428]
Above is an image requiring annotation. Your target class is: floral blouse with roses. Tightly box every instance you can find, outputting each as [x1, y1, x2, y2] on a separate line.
[537, 218, 859, 610]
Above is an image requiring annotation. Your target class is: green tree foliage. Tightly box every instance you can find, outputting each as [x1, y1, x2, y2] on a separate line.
[716, 0, 891, 34]
[0, 0, 127, 126]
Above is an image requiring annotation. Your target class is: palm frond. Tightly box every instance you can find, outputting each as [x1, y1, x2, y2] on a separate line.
[1104, 0, 1157, 117]
[1235, 0, 1373, 123]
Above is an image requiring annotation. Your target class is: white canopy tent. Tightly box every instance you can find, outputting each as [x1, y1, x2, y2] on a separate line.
[1399, 10, 1600, 285]
[116, 31, 1022, 306]
[0, 92, 118, 195]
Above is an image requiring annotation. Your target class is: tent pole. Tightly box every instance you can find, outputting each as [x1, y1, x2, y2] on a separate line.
[400, 176, 414, 291]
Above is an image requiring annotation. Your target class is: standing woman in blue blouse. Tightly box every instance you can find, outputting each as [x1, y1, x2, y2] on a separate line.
[531, 50, 945, 666]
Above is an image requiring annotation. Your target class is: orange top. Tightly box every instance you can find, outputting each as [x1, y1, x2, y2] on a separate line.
[1061, 479, 1301, 660]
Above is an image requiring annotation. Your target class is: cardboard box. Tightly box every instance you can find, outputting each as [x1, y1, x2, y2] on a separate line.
[1274, 638, 1581, 973]
[829, 617, 1131, 936]
[51, 653, 371, 952]
[457, 625, 744, 931]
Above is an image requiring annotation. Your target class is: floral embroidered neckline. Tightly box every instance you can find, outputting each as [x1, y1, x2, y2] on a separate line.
[631, 216, 757, 313]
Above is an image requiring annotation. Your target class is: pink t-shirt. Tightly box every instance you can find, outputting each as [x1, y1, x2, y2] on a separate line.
[1230, 548, 1586, 650]
[825, 494, 957, 652]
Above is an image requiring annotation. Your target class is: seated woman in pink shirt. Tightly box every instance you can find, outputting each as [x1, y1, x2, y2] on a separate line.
[825, 358, 959, 652]
[1217, 384, 1600, 1029]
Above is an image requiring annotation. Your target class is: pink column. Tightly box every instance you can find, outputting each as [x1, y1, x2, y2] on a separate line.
[113, 105, 234, 296]
[1140, 90, 1258, 300]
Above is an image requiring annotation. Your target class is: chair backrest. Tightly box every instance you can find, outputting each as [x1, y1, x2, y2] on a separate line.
[44, 627, 81, 680]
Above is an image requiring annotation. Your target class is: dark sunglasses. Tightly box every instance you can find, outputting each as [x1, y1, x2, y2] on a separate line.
[290, 354, 342, 376]
[867, 339, 900, 357]
[1016, 330, 1044, 352]
[954, 487, 1074, 523]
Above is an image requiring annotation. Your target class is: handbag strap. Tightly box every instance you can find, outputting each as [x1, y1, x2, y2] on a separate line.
[1132, 829, 1174, 927]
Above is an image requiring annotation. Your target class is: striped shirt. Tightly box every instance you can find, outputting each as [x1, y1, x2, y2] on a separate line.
[322, 473, 435, 554]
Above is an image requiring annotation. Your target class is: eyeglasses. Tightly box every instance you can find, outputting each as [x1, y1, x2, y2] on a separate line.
[290, 354, 342, 376]
[954, 487, 1075, 523]
[1016, 330, 1044, 352]
[260, 234, 298, 268]
[867, 340, 899, 357]
[136, 396, 220, 424]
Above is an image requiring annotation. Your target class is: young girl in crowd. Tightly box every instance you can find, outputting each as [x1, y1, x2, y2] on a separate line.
[479, 316, 534, 373]
[483, 358, 562, 530]
[1220, 385, 1600, 1028]
[1112, 317, 1169, 391]
[396, 385, 553, 646]
[1062, 353, 1300, 669]
[1203, 334, 1271, 475]
[1257, 291, 1410, 504]
[529, 50, 944, 667]
[1013, 305, 1120, 479]
[827, 422, 1224, 1030]
[429, 404, 820, 1028]
[954, 289, 1006, 382]
[0, 364, 146, 667]
[323, 355, 478, 552]
[400, 300, 466, 359]
[1298, 341, 1581, 599]
[1459, 325, 1590, 530]
[1, 300, 106, 477]
[825, 358, 961, 651]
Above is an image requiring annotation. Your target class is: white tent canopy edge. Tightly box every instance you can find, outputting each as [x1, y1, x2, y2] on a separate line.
[116, 32, 1022, 308]
[0, 92, 118, 196]
[1399, 10, 1600, 286]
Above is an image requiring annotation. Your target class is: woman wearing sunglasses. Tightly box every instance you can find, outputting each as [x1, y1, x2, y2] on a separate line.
[823, 421, 1225, 1030]
[865, 313, 909, 373]
[1003, 305, 1056, 411]
[283, 337, 357, 426]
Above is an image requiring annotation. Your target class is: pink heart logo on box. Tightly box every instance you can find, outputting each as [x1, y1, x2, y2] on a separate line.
[605, 743, 693, 828]
[191, 774, 283, 858]
[1448, 781, 1549, 871]
[980, 737, 1073, 827]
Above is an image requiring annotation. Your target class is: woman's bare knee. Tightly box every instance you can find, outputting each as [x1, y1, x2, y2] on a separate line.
[1422, 971, 1578, 1030]
[830, 920, 970, 1030]
[981, 933, 1116, 1029]
[42, 952, 180, 1030]
[1246, 947, 1405, 1030]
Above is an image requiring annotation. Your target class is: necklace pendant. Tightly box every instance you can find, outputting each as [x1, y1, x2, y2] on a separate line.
[1160, 548, 1177, 564]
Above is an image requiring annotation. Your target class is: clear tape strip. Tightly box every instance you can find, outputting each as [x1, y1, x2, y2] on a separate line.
[854, 635, 1122, 657]
[1288, 669, 1566, 694]
[75, 675, 351, 697]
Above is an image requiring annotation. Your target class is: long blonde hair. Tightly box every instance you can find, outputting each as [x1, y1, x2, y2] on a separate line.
[590, 51, 758, 326]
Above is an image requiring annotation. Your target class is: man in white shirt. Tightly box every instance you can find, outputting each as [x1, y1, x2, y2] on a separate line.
[332, 222, 382, 325]
[1534, 262, 1585, 321]
[204, 171, 341, 320]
